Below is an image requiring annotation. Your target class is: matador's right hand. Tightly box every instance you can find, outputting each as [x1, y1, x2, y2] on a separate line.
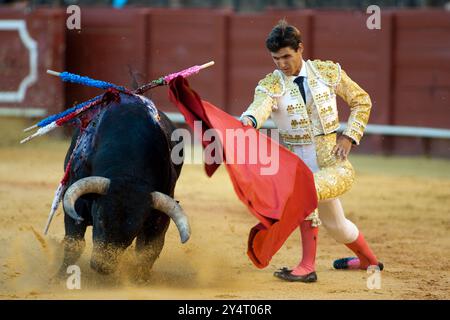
[241, 116, 254, 127]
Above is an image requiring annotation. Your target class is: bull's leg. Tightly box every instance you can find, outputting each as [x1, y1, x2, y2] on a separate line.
[135, 212, 170, 277]
[55, 200, 89, 279]
[55, 221, 87, 279]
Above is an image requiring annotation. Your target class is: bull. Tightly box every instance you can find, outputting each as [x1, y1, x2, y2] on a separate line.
[58, 93, 189, 275]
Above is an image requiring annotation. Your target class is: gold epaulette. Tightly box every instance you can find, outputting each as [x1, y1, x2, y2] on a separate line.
[255, 70, 285, 98]
[309, 59, 341, 87]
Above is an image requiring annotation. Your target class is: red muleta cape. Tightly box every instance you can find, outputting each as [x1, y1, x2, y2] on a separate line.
[168, 77, 318, 268]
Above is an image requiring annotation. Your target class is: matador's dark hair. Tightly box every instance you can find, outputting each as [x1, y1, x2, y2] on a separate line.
[265, 19, 302, 52]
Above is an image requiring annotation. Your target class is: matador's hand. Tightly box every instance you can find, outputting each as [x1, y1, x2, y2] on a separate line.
[332, 135, 353, 160]
[241, 116, 254, 127]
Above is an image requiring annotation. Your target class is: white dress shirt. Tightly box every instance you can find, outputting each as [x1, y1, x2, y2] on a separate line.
[290, 60, 320, 173]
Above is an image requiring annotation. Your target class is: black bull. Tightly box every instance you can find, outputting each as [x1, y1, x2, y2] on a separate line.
[58, 93, 190, 275]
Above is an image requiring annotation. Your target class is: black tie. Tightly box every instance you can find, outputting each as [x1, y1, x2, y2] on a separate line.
[294, 76, 306, 104]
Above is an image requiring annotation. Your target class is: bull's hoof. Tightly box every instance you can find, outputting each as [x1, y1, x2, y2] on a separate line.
[49, 276, 61, 285]
[132, 264, 154, 283]
[90, 260, 115, 275]
[49, 268, 67, 285]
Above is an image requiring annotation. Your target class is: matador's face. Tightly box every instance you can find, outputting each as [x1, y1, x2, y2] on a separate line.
[270, 45, 304, 77]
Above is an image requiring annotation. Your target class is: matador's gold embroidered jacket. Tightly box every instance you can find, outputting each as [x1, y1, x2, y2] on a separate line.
[240, 59, 372, 145]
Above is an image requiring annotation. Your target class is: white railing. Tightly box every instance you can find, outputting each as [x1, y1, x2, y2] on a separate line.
[164, 112, 450, 139]
[2, 108, 448, 139]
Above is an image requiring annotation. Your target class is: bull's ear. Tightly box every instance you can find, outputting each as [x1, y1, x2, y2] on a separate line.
[127, 64, 143, 90]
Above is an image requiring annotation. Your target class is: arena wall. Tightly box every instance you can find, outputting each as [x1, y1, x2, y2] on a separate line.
[0, 7, 449, 156]
[0, 8, 65, 115]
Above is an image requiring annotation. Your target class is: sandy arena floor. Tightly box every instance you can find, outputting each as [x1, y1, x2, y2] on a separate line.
[0, 118, 449, 299]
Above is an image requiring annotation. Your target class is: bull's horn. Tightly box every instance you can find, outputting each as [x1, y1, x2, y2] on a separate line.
[63, 176, 111, 222]
[150, 192, 190, 243]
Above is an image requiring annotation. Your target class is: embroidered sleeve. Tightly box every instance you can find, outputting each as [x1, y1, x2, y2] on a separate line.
[335, 69, 372, 145]
[240, 72, 283, 129]
[240, 90, 273, 129]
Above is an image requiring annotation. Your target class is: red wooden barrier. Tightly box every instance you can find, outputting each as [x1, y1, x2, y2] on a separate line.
[0, 8, 65, 115]
[145, 8, 229, 112]
[65, 8, 148, 111]
[389, 10, 450, 156]
[1, 7, 449, 156]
